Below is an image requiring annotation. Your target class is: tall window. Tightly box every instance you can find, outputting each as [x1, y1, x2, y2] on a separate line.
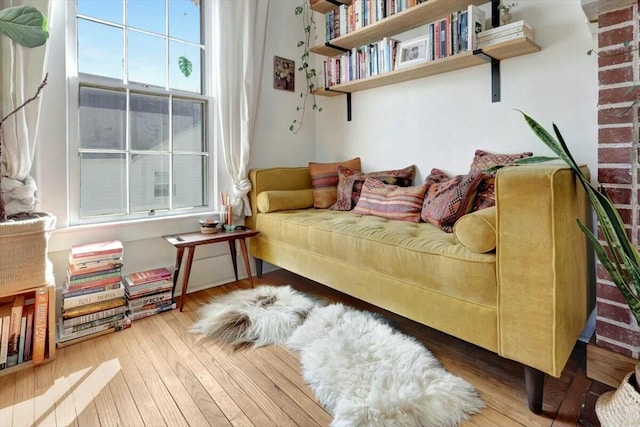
[71, 0, 208, 223]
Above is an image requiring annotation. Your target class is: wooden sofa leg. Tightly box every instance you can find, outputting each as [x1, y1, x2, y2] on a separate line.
[524, 366, 544, 414]
[255, 258, 263, 278]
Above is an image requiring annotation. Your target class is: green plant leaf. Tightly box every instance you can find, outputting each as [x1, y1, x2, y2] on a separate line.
[513, 156, 560, 164]
[295, 6, 303, 15]
[0, 5, 48, 48]
[297, 41, 304, 47]
[179, 56, 192, 77]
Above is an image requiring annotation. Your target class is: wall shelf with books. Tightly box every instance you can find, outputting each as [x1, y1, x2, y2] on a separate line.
[316, 35, 540, 95]
[310, 0, 352, 15]
[310, 0, 486, 56]
[0, 284, 56, 378]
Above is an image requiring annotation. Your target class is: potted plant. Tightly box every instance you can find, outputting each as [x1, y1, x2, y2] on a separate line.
[0, 4, 54, 293]
[517, 112, 640, 426]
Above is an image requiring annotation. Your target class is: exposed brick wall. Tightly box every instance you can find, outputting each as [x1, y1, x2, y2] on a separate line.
[596, 2, 640, 358]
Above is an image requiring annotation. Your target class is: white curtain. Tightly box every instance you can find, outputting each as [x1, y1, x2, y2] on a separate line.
[212, 0, 269, 218]
[0, 0, 50, 216]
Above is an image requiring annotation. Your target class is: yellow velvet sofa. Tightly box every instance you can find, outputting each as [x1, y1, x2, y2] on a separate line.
[246, 164, 589, 413]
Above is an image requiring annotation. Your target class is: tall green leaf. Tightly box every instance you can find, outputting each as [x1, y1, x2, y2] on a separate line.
[0, 5, 48, 48]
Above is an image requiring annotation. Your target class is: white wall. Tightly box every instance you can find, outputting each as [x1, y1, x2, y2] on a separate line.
[314, 0, 598, 183]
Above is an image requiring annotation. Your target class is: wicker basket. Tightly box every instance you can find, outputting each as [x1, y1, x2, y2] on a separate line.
[596, 371, 640, 427]
[0, 213, 56, 295]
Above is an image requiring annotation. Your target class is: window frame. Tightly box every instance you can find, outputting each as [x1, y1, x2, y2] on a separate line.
[66, 0, 215, 226]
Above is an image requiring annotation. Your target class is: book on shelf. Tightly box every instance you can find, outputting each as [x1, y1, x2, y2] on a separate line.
[70, 240, 123, 261]
[128, 302, 176, 321]
[127, 267, 172, 286]
[62, 305, 128, 329]
[17, 315, 27, 364]
[467, 4, 486, 51]
[477, 30, 532, 49]
[32, 287, 49, 365]
[60, 313, 126, 336]
[62, 283, 125, 310]
[6, 294, 25, 368]
[478, 20, 532, 39]
[128, 298, 175, 314]
[68, 265, 122, 282]
[127, 290, 173, 309]
[125, 282, 173, 299]
[68, 257, 123, 273]
[62, 281, 122, 299]
[0, 304, 11, 369]
[62, 297, 126, 320]
[23, 305, 34, 362]
[57, 316, 130, 344]
[67, 275, 122, 291]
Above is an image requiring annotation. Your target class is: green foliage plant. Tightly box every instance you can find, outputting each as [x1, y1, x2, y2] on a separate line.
[517, 111, 640, 325]
[290, 1, 322, 134]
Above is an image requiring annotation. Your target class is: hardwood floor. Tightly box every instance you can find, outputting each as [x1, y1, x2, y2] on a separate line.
[0, 270, 613, 426]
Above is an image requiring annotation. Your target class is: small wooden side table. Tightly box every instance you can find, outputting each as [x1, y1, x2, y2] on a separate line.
[163, 228, 260, 311]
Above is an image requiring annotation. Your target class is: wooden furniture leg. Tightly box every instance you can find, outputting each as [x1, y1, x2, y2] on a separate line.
[524, 365, 545, 414]
[171, 247, 185, 296]
[228, 240, 238, 282]
[239, 239, 254, 288]
[179, 246, 196, 312]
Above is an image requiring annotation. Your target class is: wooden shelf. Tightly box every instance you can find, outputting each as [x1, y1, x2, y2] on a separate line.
[310, 0, 352, 14]
[310, 0, 487, 57]
[315, 35, 540, 95]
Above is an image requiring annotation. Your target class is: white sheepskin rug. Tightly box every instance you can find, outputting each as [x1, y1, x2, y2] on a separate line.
[190, 285, 318, 349]
[287, 303, 484, 427]
[191, 286, 484, 426]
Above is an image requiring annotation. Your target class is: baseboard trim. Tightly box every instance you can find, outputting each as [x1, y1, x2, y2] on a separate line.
[587, 340, 638, 388]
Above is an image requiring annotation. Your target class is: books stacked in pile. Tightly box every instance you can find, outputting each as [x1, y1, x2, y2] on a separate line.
[124, 268, 176, 321]
[0, 288, 49, 370]
[477, 20, 533, 49]
[58, 240, 130, 347]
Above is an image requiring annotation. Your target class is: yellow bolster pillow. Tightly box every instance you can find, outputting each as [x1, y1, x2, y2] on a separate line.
[257, 189, 314, 213]
[453, 206, 497, 253]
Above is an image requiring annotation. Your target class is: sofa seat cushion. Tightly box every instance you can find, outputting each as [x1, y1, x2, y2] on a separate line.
[255, 209, 496, 307]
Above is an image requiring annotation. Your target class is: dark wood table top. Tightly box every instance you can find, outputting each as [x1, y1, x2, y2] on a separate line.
[162, 228, 259, 248]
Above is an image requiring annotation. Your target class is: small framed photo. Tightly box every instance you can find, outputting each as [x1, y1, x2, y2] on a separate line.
[274, 56, 295, 92]
[395, 35, 430, 70]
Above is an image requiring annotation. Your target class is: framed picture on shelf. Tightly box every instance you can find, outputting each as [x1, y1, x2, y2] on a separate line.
[274, 56, 295, 92]
[395, 35, 430, 70]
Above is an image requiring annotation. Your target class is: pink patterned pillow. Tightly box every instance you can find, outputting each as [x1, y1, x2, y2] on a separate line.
[309, 157, 361, 208]
[421, 169, 483, 232]
[333, 165, 416, 211]
[352, 177, 427, 223]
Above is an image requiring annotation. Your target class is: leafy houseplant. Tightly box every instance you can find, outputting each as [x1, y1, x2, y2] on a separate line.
[0, 5, 49, 222]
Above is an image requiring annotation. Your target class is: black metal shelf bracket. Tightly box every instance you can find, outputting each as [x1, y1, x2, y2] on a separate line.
[326, 0, 344, 6]
[324, 87, 352, 121]
[324, 42, 350, 53]
[473, 49, 500, 103]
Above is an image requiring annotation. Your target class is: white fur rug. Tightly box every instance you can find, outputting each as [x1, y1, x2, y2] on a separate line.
[192, 286, 484, 426]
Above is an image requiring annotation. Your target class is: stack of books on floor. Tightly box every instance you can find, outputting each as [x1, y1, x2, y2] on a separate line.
[58, 240, 131, 347]
[124, 268, 176, 321]
[477, 20, 533, 49]
[0, 288, 49, 370]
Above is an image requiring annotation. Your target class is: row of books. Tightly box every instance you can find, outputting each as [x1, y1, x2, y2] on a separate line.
[325, 0, 427, 41]
[124, 267, 176, 321]
[0, 288, 49, 370]
[322, 5, 486, 87]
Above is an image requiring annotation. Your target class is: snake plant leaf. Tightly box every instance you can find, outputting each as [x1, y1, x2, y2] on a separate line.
[178, 56, 192, 78]
[513, 156, 560, 165]
[0, 5, 48, 48]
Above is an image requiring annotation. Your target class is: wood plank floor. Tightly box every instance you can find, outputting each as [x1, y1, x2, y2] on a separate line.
[0, 269, 614, 426]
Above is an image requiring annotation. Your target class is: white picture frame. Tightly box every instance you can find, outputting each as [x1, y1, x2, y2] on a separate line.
[395, 35, 430, 70]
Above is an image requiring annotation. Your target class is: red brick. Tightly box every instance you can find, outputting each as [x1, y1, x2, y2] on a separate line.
[598, 126, 633, 143]
[598, 46, 634, 67]
[598, 106, 634, 124]
[599, 146, 633, 163]
[596, 221, 633, 240]
[599, 66, 634, 85]
[597, 300, 633, 323]
[599, 6, 634, 28]
[595, 318, 640, 345]
[602, 186, 632, 204]
[594, 335, 634, 356]
[599, 85, 640, 105]
[599, 26, 635, 48]
[597, 281, 629, 304]
[598, 167, 633, 184]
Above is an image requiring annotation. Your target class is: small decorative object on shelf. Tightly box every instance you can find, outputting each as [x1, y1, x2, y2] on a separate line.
[498, 2, 517, 25]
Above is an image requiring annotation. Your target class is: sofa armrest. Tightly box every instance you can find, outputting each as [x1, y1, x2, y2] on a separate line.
[247, 167, 312, 229]
[495, 164, 589, 377]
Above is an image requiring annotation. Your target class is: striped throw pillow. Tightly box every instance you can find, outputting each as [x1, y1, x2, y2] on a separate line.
[309, 157, 362, 209]
[352, 177, 427, 223]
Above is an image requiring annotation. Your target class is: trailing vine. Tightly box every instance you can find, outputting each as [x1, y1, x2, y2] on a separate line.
[291, 1, 322, 134]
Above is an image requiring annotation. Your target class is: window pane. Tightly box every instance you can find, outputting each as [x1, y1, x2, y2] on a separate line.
[79, 87, 126, 150]
[127, 0, 165, 35]
[169, 0, 200, 43]
[173, 99, 204, 152]
[78, 19, 123, 80]
[170, 41, 201, 93]
[173, 155, 205, 208]
[130, 154, 170, 212]
[130, 93, 169, 151]
[127, 31, 166, 88]
[80, 153, 126, 216]
[78, 0, 122, 24]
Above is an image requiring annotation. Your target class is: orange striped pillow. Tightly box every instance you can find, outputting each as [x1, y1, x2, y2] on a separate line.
[352, 177, 427, 223]
[309, 158, 361, 208]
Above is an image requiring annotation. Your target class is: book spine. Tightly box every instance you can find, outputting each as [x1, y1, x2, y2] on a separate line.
[56, 328, 116, 348]
[67, 276, 122, 291]
[58, 320, 119, 343]
[0, 315, 9, 369]
[69, 253, 123, 266]
[61, 313, 126, 336]
[32, 287, 49, 365]
[62, 305, 128, 329]
[125, 282, 173, 298]
[129, 303, 176, 321]
[62, 282, 122, 299]
[127, 291, 172, 309]
[24, 306, 34, 362]
[62, 297, 126, 319]
[7, 295, 25, 368]
[63, 285, 125, 310]
[129, 299, 175, 314]
[68, 271, 122, 285]
[69, 259, 123, 272]
[68, 266, 122, 282]
[17, 315, 27, 364]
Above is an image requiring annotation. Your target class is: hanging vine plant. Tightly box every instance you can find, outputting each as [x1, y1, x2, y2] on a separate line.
[291, 1, 322, 134]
